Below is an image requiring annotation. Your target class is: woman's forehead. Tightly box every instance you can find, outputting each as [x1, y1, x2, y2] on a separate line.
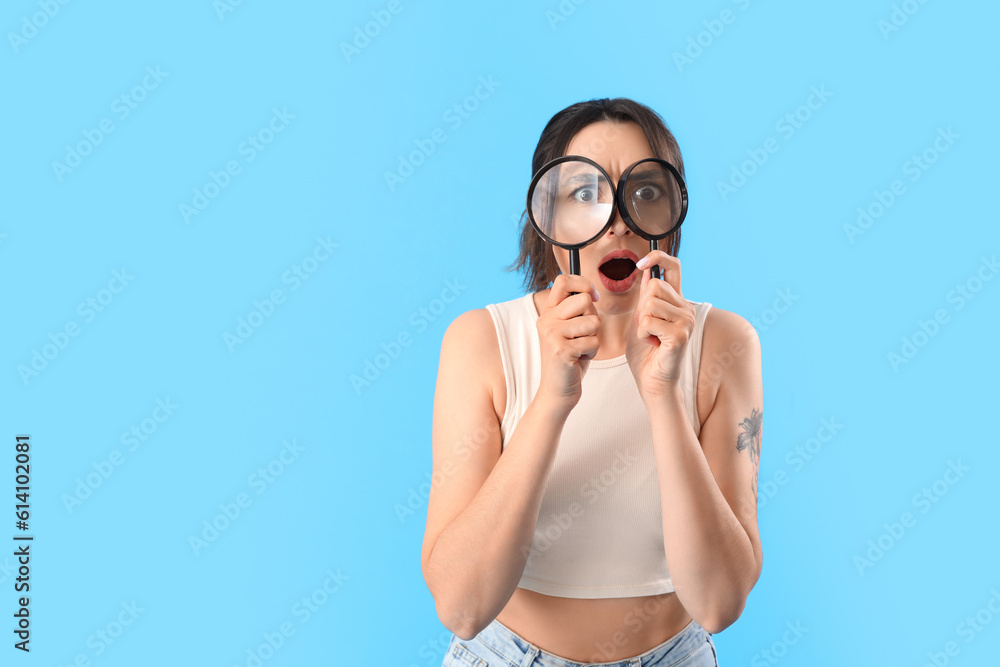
[564, 121, 654, 173]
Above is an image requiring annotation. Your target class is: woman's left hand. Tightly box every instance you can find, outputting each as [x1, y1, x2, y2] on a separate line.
[625, 250, 696, 402]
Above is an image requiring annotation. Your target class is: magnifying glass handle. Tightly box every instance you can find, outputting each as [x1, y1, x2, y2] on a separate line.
[649, 239, 661, 281]
[569, 247, 581, 295]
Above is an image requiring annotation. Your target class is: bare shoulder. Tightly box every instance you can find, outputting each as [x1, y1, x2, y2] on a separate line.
[439, 308, 506, 423]
[695, 305, 761, 426]
[444, 307, 495, 340]
[702, 306, 759, 347]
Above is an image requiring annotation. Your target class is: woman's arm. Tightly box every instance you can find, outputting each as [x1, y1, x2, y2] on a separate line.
[421, 308, 572, 640]
[647, 307, 764, 634]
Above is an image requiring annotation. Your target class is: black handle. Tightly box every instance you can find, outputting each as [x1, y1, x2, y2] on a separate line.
[569, 247, 580, 295]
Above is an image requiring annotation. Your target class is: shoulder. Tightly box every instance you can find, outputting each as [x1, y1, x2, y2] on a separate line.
[702, 306, 759, 353]
[439, 307, 505, 412]
[441, 308, 497, 354]
[696, 305, 761, 414]
[441, 289, 541, 353]
[443, 293, 537, 343]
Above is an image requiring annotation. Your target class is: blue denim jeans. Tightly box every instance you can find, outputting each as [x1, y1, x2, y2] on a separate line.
[440, 617, 718, 667]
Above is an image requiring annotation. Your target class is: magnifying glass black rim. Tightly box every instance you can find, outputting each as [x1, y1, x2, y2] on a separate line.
[617, 157, 689, 241]
[525, 155, 616, 249]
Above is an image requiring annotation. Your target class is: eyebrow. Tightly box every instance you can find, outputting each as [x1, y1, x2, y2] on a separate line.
[562, 173, 610, 186]
[627, 169, 670, 182]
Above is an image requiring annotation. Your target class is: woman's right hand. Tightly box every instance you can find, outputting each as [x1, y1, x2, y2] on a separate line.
[535, 274, 602, 409]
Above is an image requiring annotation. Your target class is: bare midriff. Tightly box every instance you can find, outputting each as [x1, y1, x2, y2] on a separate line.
[495, 588, 692, 663]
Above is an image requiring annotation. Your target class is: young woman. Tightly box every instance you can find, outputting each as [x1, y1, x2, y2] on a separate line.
[422, 98, 763, 667]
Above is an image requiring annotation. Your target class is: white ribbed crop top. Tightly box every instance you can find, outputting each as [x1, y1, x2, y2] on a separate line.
[484, 292, 713, 599]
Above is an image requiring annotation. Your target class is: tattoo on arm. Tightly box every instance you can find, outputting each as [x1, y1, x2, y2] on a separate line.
[736, 408, 762, 505]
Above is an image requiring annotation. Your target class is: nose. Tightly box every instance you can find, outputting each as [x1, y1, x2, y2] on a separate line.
[608, 202, 630, 237]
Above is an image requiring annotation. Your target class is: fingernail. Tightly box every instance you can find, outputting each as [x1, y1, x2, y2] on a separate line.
[592, 290, 600, 301]
[636, 257, 649, 269]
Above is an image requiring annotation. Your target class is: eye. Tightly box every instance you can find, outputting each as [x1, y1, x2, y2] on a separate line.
[634, 184, 662, 201]
[571, 186, 598, 203]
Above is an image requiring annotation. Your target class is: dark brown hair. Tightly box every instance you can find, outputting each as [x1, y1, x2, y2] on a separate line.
[505, 97, 685, 294]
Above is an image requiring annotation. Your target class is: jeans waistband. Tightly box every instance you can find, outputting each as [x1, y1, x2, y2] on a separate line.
[474, 615, 707, 666]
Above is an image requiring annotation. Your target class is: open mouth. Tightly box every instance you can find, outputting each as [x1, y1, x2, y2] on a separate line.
[599, 257, 637, 281]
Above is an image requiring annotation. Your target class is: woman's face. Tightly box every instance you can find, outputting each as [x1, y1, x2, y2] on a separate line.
[552, 120, 659, 305]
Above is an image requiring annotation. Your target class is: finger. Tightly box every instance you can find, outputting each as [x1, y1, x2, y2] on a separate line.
[643, 298, 694, 326]
[559, 313, 601, 339]
[634, 307, 649, 341]
[553, 291, 601, 320]
[634, 274, 685, 322]
[548, 273, 600, 307]
[635, 298, 686, 342]
[545, 292, 599, 326]
[642, 314, 691, 345]
[645, 274, 687, 310]
[566, 335, 600, 361]
[640, 313, 690, 346]
[635, 251, 682, 299]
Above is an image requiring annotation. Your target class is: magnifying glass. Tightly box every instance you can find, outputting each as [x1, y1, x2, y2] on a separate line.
[526, 156, 687, 290]
[616, 157, 688, 281]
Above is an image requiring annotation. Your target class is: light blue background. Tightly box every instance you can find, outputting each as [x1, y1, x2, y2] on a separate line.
[3, 0, 998, 665]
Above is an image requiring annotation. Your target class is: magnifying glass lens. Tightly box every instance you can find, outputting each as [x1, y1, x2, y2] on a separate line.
[622, 162, 684, 237]
[530, 159, 614, 246]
